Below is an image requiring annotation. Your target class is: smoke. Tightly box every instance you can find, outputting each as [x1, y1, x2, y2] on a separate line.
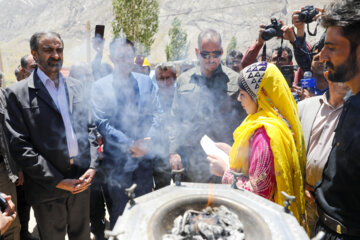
[63, 32, 246, 192]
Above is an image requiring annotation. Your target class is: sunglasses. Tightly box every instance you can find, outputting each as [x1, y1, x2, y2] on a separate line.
[199, 50, 222, 59]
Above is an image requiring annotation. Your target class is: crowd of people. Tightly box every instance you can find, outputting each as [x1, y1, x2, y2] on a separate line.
[0, 0, 360, 239]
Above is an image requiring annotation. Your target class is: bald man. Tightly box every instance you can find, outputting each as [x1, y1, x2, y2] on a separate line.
[169, 29, 246, 183]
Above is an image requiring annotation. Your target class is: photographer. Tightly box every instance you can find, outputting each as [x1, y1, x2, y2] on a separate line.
[240, 20, 296, 86]
[290, 7, 329, 100]
[291, 6, 324, 72]
[240, 24, 267, 69]
[0, 193, 17, 238]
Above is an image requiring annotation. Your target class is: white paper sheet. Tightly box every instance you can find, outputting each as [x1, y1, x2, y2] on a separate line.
[200, 135, 229, 167]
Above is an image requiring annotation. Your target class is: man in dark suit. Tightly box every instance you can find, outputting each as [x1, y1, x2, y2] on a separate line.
[5, 32, 98, 240]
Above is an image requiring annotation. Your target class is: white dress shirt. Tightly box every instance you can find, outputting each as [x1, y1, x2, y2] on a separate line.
[37, 68, 79, 158]
[306, 93, 343, 187]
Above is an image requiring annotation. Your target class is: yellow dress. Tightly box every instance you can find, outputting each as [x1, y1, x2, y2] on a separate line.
[229, 63, 306, 226]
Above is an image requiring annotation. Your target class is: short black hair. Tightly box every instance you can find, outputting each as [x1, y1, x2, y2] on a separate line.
[272, 46, 293, 63]
[312, 32, 326, 55]
[109, 38, 135, 57]
[20, 54, 29, 69]
[226, 50, 243, 65]
[30, 32, 64, 52]
[321, 0, 360, 46]
[14, 66, 21, 79]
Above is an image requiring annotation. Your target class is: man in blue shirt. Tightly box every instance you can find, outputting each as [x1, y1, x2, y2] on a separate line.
[91, 38, 160, 229]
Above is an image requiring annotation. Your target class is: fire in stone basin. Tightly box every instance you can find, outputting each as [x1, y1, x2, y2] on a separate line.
[163, 205, 245, 240]
[108, 183, 309, 240]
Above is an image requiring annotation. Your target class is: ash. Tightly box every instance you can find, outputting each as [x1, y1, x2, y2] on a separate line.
[163, 205, 245, 240]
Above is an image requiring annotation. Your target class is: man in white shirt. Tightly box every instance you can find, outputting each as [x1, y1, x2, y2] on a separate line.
[5, 32, 98, 240]
[297, 70, 349, 236]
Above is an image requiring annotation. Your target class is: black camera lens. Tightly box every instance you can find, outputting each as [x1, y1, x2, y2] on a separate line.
[299, 5, 319, 23]
[262, 28, 277, 41]
[261, 18, 283, 41]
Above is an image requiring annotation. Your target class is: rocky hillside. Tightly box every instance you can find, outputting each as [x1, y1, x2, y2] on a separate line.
[0, 0, 331, 84]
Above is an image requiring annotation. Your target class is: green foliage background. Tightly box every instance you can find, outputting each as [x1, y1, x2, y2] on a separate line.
[226, 36, 237, 55]
[165, 17, 189, 61]
[112, 0, 159, 54]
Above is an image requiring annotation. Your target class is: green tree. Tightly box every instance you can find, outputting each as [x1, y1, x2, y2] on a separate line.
[112, 0, 159, 54]
[226, 36, 237, 55]
[165, 17, 189, 61]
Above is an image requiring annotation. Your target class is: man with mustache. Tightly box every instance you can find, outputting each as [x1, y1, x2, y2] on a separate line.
[312, 0, 360, 239]
[169, 29, 246, 183]
[297, 64, 349, 236]
[5, 32, 98, 240]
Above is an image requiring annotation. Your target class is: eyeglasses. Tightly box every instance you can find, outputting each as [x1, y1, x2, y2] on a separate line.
[199, 50, 222, 59]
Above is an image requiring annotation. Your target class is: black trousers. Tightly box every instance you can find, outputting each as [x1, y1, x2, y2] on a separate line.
[32, 189, 90, 240]
[16, 186, 31, 234]
[90, 169, 112, 240]
[153, 156, 171, 190]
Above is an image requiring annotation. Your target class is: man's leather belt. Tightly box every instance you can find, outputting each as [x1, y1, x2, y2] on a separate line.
[318, 206, 360, 236]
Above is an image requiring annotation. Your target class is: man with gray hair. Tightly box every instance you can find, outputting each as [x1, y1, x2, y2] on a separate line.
[169, 29, 246, 183]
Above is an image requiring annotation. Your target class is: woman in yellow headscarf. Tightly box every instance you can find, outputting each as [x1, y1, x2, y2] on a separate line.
[207, 61, 306, 225]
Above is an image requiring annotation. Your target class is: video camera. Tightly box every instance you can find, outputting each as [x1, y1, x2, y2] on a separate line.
[298, 5, 319, 23]
[261, 18, 283, 41]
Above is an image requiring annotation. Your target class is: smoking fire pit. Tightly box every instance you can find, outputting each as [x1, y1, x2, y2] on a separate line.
[107, 183, 309, 240]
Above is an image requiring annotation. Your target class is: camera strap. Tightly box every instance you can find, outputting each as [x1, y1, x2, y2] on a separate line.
[276, 37, 284, 66]
[261, 43, 267, 61]
[307, 21, 319, 36]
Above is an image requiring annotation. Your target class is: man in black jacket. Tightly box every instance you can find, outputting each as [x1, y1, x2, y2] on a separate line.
[0, 89, 20, 240]
[314, 0, 360, 239]
[5, 32, 98, 240]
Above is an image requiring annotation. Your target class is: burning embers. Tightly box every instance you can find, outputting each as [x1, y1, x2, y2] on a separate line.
[163, 205, 245, 240]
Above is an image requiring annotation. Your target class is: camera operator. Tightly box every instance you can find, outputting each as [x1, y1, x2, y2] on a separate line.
[290, 7, 329, 100]
[239, 23, 269, 70]
[0, 193, 17, 238]
[240, 19, 297, 87]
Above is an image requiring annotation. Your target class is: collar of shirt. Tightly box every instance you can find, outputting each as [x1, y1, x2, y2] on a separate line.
[314, 87, 329, 96]
[37, 68, 65, 88]
[319, 91, 343, 111]
[190, 65, 224, 86]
